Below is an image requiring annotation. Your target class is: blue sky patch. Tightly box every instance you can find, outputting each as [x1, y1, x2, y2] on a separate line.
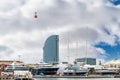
[109, 0, 120, 5]
[95, 42, 120, 61]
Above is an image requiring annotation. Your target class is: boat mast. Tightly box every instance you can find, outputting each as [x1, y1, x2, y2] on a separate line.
[85, 27, 88, 65]
[85, 40, 88, 64]
[67, 32, 70, 64]
[76, 40, 78, 63]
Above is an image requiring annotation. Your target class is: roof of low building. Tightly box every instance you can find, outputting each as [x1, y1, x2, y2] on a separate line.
[105, 59, 120, 65]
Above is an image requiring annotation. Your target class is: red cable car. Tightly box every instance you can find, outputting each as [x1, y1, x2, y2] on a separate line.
[34, 12, 38, 18]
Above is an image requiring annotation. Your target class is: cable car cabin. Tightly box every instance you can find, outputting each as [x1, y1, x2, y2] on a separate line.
[34, 15, 38, 18]
[34, 12, 38, 18]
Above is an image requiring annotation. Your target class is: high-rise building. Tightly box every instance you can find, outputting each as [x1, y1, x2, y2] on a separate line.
[43, 35, 59, 64]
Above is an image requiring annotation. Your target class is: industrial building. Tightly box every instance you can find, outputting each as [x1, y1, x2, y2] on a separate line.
[75, 58, 96, 65]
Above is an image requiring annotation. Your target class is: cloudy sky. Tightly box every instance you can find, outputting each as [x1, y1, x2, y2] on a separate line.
[0, 0, 120, 64]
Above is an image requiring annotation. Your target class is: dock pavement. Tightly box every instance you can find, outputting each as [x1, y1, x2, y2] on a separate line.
[34, 75, 120, 78]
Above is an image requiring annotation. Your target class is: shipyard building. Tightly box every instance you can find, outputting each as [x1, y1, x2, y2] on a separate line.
[43, 35, 59, 64]
[75, 58, 96, 65]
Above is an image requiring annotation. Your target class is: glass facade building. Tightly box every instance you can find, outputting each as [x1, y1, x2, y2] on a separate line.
[75, 58, 96, 65]
[43, 35, 59, 64]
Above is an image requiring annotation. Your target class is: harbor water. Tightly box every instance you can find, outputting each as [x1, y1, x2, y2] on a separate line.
[34, 78, 120, 80]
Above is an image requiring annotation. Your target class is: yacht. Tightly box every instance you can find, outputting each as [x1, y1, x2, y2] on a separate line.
[63, 64, 88, 76]
[1, 62, 33, 79]
[83, 64, 120, 75]
[95, 67, 120, 75]
[31, 62, 59, 76]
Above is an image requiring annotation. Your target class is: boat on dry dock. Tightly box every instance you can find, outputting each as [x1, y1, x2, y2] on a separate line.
[83, 64, 120, 76]
[95, 67, 120, 75]
[31, 62, 59, 76]
[61, 64, 88, 76]
[1, 61, 34, 80]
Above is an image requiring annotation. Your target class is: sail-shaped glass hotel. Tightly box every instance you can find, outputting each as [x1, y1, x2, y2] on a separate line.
[43, 35, 59, 64]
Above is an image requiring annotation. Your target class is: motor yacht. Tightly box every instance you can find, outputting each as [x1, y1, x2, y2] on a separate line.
[1, 61, 33, 79]
[31, 62, 59, 76]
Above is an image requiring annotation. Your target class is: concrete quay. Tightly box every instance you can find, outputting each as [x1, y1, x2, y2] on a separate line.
[0, 77, 34, 80]
[34, 75, 120, 78]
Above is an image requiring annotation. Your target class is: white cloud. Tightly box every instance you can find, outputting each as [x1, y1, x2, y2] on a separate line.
[0, 0, 120, 64]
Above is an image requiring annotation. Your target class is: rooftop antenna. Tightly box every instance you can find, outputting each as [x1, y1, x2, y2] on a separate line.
[99, 60, 102, 65]
[18, 55, 21, 62]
